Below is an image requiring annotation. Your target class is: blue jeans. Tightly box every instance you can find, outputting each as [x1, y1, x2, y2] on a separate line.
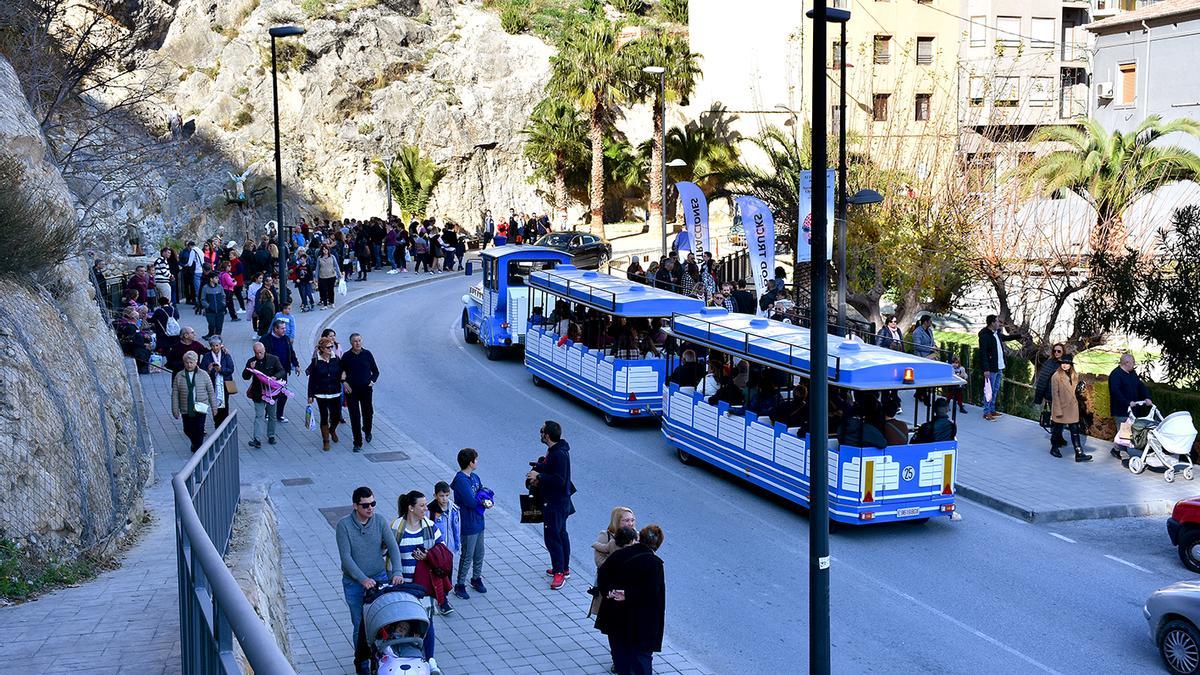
[386, 245, 397, 269]
[372, 244, 383, 269]
[343, 573, 388, 664]
[983, 371, 1003, 415]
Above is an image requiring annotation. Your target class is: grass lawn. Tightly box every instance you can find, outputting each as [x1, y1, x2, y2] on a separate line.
[935, 330, 1158, 376]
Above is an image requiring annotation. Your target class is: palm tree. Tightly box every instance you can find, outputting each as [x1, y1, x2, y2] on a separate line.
[547, 20, 637, 236]
[1016, 115, 1200, 254]
[632, 31, 701, 230]
[726, 124, 812, 227]
[664, 119, 741, 198]
[374, 145, 446, 221]
[522, 98, 588, 226]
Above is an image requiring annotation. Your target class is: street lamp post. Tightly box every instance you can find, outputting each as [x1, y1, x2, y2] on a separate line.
[269, 24, 305, 304]
[383, 154, 396, 221]
[804, 3, 838, 673]
[643, 65, 668, 258]
[835, 15, 850, 336]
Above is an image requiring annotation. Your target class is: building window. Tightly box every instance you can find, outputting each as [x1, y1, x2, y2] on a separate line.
[916, 37, 934, 65]
[1031, 18, 1055, 48]
[832, 41, 843, 69]
[874, 35, 892, 64]
[995, 76, 1020, 107]
[873, 93, 890, 121]
[969, 16, 986, 47]
[1119, 62, 1137, 106]
[996, 16, 1021, 47]
[968, 76, 985, 106]
[915, 93, 931, 121]
[1029, 76, 1054, 107]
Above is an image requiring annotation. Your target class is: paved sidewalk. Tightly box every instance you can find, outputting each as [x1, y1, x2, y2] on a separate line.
[945, 394, 1198, 522]
[0, 262, 709, 675]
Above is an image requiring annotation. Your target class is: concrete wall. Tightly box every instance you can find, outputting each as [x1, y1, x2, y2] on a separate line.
[227, 483, 293, 672]
[1091, 15, 1200, 155]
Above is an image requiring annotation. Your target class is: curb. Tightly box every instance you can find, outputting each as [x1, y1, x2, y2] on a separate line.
[956, 482, 1180, 523]
[309, 273, 460, 349]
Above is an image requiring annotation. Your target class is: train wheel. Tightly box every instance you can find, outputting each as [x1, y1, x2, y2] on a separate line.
[462, 312, 477, 344]
[603, 412, 617, 426]
[677, 448, 695, 465]
[531, 374, 544, 387]
[486, 345, 502, 361]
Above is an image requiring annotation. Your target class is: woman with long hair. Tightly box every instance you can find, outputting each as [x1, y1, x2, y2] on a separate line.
[307, 336, 343, 451]
[1049, 354, 1092, 462]
[392, 490, 443, 664]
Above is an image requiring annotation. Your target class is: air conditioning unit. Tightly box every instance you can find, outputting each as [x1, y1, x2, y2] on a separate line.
[1096, 82, 1114, 99]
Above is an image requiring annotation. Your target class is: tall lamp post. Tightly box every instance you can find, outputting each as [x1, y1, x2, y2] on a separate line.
[269, 24, 305, 304]
[839, 188, 883, 332]
[804, 4, 839, 673]
[643, 65, 668, 257]
[383, 154, 396, 221]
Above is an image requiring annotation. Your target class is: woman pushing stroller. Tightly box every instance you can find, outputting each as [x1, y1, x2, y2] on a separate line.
[1048, 355, 1092, 462]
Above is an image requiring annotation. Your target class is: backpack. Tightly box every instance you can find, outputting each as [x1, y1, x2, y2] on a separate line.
[165, 314, 181, 337]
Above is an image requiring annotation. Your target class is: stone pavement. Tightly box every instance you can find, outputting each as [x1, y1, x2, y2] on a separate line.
[0, 262, 709, 675]
[945, 392, 1199, 522]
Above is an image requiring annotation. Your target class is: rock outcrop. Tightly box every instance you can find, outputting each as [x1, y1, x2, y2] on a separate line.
[0, 56, 149, 559]
[155, 0, 558, 228]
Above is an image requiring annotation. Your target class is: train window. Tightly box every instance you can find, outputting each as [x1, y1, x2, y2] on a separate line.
[507, 259, 558, 287]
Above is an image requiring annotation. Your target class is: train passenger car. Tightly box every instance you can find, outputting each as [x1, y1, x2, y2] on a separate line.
[662, 308, 964, 526]
[524, 266, 704, 424]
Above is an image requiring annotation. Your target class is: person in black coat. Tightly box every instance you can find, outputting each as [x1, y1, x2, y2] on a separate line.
[307, 336, 344, 451]
[340, 333, 380, 452]
[976, 314, 1023, 421]
[595, 525, 666, 675]
[527, 420, 574, 589]
[1033, 343, 1066, 448]
[731, 280, 756, 315]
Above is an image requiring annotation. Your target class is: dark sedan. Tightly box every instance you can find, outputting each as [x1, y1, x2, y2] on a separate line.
[534, 231, 613, 270]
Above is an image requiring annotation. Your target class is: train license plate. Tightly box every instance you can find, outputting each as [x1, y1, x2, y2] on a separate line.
[896, 507, 921, 518]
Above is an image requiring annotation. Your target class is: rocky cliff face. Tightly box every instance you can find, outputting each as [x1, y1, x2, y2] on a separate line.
[153, 0, 556, 230]
[0, 56, 149, 559]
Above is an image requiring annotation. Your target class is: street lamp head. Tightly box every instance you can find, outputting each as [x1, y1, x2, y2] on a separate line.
[666, 158, 687, 167]
[269, 25, 306, 38]
[848, 188, 884, 206]
[642, 65, 666, 75]
[805, 8, 851, 22]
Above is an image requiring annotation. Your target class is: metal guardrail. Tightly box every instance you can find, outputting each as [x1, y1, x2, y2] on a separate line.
[530, 268, 619, 313]
[173, 411, 294, 675]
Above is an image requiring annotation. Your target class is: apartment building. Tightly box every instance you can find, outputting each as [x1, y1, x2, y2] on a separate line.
[686, 0, 961, 180]
[1087, 0, 1200, 154]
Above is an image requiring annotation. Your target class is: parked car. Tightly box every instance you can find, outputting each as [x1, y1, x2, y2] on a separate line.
[1169, 497, 1200, 573]
[1146, 581, 1200, 674]
[534, 231, 612, 270]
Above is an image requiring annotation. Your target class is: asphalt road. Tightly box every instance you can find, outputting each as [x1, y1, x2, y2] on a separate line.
[333, 275, 1181, 674]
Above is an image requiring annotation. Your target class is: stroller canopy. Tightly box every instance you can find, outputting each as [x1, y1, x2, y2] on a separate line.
[364, 586, 429, 640]
[1154, 412, 1198, 455]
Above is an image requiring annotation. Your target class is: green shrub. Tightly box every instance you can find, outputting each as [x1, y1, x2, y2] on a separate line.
[609, 0, 648, 14]
[0, 155, 76, 282]
[301, 0, 326, 17]
[658, 0, 687, 23]
[231, 106, 254, 129]
[264, 41, 309, 73]
[0, 539, 97, 602]
[500, 6, 530, 34]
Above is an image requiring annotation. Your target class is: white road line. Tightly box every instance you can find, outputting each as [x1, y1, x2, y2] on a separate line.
[1049, 533, 1076, 544]
[841, 565, 1065, 675]
[1105, 554, 1152, 573]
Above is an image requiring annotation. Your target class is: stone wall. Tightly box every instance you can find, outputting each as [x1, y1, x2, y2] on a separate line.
[227, 483, 293, 670]
[0, 56, 150, 559]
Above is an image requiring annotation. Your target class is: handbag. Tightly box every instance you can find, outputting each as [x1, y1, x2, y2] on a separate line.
[224, 379, 238, 395]
[1039, 403, 1052, 429]
[519, 493, 543, 524]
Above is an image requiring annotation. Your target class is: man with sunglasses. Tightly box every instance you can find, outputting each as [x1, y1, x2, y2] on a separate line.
[336, 486, 403, 675]
[1034, 343, 1068, 450]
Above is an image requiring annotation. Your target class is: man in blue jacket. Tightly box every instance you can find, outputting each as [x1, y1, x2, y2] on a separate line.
[261, 319, 300, 424]
[1109, 353, 1152, 458]
[527, 420, 574, 590]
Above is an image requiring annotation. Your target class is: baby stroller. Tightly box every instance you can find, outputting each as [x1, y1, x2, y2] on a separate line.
[362, 584, 440, 675]
[1124, 404, 1197, 483]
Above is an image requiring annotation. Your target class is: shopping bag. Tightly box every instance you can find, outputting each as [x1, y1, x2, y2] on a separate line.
[305, 404, 316, 431]
[983, 376, 993, 403]
[193, 401, 210, 415]
[1116, 419, 1133, 442]
[519, 493, 543, 524]
[1039, 403, 1052, 430]
[337, 278, 348, 296]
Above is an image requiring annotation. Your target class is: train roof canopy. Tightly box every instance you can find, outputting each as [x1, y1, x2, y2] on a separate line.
[529, 266, 705, 318]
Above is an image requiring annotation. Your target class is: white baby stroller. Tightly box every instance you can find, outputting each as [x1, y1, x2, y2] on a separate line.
[1124, 404, 1198, 483]
[362, 584, 440, 675]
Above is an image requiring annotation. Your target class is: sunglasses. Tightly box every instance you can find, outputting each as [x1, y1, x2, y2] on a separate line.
[357, 501, 376, 509]
[320, 346, 332, 350]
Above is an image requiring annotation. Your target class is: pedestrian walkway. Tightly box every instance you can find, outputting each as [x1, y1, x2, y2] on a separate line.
[947, 394, 1198, 522]
[0, 263, 709, 675]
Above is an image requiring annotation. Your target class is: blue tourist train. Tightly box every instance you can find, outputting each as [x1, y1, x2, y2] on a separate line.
[461, 245, 572, 360]
[524, 266, 705, 424]
[661, 308, 964, 526]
